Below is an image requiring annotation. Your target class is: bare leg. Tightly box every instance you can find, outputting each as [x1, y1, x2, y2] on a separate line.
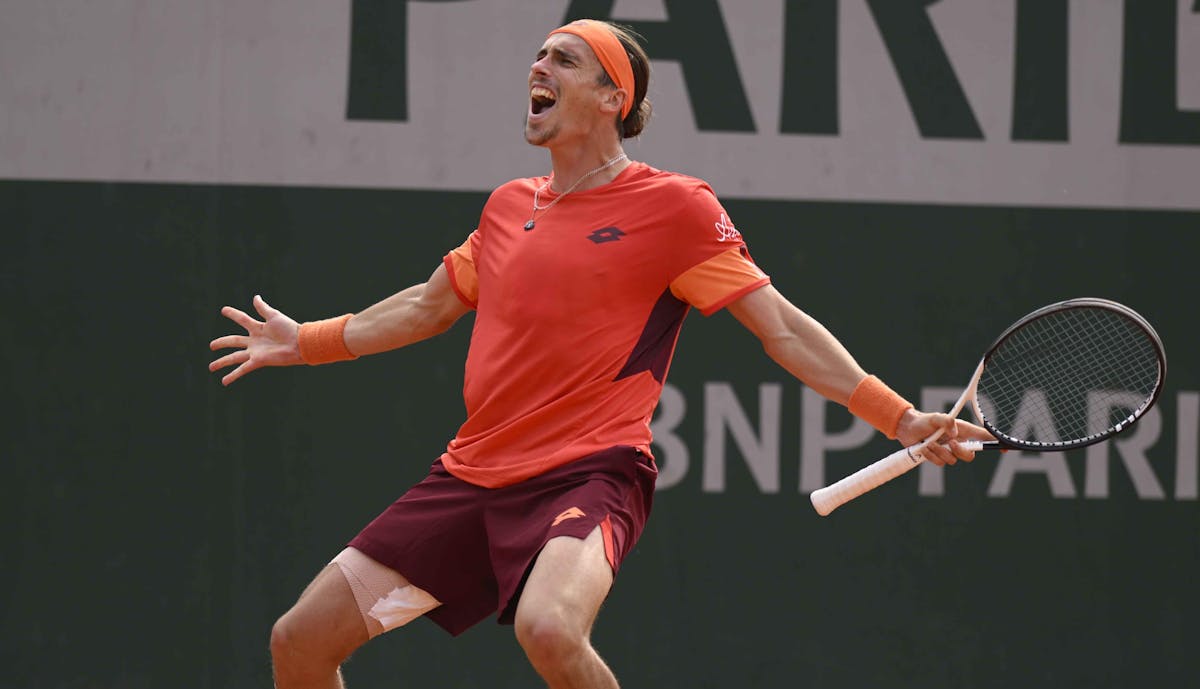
[270, 563, 372, 689]
[514, 526, 619, 689]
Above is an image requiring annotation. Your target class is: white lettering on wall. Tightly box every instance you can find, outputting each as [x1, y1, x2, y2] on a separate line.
[702, 382, 782, 493]
[1084, 392, 1165, 499]
[651, 383, 1198, 502]
[799, 386, 874, 493]
[1176, 392, 1198, 500]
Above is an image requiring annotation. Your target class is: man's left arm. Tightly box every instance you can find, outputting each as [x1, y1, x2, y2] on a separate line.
[726, 284, 986, 465]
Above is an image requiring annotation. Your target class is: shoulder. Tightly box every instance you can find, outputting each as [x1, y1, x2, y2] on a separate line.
[614, 164, 721, 226]
[623, 162, 714, 200]
[487, 176, 542, 202]
[478, 176, 543, 225]
[624, 164, 727, 230]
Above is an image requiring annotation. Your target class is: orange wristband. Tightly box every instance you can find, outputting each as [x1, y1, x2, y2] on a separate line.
[297, 314, 357, 365]
[848, 375, 913, 440]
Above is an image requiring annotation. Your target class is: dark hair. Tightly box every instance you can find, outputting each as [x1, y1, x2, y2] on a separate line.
[594, 22, 652, 139]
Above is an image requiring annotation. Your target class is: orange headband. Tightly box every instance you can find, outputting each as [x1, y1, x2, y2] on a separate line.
[549, 19, 635, 119]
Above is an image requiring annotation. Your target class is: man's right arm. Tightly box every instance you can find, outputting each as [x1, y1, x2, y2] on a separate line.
[343, 262, 472, 356]
[209, 262, 471, 386]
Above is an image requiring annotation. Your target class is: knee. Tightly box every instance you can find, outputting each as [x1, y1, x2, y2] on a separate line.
[269, 614, 304, 662]
[514, 608, 588, 668]
[270, 613, 341, 669]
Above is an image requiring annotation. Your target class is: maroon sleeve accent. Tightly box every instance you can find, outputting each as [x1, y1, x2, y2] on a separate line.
[614, 288, 690, 383]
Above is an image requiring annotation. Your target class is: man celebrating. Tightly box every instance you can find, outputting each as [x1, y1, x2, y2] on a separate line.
[210, 19, 986, 689]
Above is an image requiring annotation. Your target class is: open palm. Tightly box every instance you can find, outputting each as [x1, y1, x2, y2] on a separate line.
[208, 295, 303, 386]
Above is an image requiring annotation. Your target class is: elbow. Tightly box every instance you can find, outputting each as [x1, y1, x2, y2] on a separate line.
[760, 332, 798, 369]
[427, 311, 458, 337]
[762, 344, 793, 377]
[416, 301, 464, 339]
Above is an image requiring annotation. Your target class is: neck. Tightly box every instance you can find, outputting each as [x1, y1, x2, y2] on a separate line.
[547, 144, 629, 193]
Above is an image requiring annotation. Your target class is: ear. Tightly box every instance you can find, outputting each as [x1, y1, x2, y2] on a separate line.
[599, 86, 628, 117]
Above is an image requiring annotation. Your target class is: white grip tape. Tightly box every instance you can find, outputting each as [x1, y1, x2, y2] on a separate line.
[810, 445, 925, 516]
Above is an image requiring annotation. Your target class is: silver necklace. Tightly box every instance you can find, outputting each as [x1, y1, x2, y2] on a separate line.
[524, 153, 628, 231]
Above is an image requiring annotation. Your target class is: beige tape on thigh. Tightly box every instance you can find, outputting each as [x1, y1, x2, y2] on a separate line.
[331, 547, 441, 638]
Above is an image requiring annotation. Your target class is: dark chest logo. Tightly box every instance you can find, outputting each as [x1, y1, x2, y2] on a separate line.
[587, 227, 626, 244]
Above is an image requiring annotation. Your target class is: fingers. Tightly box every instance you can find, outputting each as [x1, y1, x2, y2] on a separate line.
[221, 305, 262, 333]
[209, 349, 250, 373]
[913, 414, 955, 466]
[209, 334, 250, 351]
[253, 294, 279, 320]
[943, 417, 975, 463]
[211, 297, 278, 386]
[956, 418, 995, 442]
[221, 360, 259, 387]
[942, 414, 959, 439]
[948, 439, 976, 463]
[921, 440, 956, 467]
[921, 440, 975, 467]
[948, 419, 992, 463]
[935, 438, 978, 465]
[917, 413, 990, 466]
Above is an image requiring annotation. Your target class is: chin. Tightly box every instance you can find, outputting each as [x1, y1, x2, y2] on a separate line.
[524, 123, 557, 147]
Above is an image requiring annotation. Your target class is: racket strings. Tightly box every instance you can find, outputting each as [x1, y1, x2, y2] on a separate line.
[978, 307, 1161, 446]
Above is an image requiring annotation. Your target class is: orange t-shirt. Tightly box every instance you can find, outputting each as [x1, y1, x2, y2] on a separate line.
[441, 162, 770, 487]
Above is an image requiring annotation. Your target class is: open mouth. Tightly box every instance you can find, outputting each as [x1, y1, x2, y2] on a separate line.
[530, 86, 557, 116]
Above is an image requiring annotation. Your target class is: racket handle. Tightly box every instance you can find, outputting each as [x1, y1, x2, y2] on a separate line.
[810, 445, 925, 516]
[958, 439, 1002, 451]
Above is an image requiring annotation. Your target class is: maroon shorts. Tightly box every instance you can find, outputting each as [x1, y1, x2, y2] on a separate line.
[348, 446, 657, 636]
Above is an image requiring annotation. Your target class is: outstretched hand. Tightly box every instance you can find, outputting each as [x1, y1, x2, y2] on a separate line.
[894, 409, 994, 467]
[208, 295, 303, 386]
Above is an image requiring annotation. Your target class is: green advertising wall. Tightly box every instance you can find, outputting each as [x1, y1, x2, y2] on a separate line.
[3, 180, 1196, 687]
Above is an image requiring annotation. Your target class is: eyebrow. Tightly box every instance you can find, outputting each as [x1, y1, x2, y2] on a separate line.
[537, 45, 583, 64]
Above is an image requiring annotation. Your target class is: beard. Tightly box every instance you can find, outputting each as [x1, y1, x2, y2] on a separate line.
[524, 114, 558, 147]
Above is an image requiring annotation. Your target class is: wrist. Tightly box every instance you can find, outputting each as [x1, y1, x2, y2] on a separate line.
[847, 375, 914, 440]
[893, 408, 921, 442]
[297, 314, 358, 365]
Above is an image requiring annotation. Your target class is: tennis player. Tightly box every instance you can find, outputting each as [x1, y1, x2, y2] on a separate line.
[209, 19, 988, 689]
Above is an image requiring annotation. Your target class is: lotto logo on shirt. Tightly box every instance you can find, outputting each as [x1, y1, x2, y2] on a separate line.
[714, 213, 741, 241]
[587, 227, 626, 244]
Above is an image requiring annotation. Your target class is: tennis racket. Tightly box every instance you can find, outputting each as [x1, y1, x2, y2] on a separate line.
[810, 297, 1166, 516]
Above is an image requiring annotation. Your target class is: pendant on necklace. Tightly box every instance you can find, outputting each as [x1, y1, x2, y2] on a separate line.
[524, 220, 536, 231]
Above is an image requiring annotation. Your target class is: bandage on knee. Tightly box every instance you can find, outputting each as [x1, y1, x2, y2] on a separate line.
[331, 547, 441, 637]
